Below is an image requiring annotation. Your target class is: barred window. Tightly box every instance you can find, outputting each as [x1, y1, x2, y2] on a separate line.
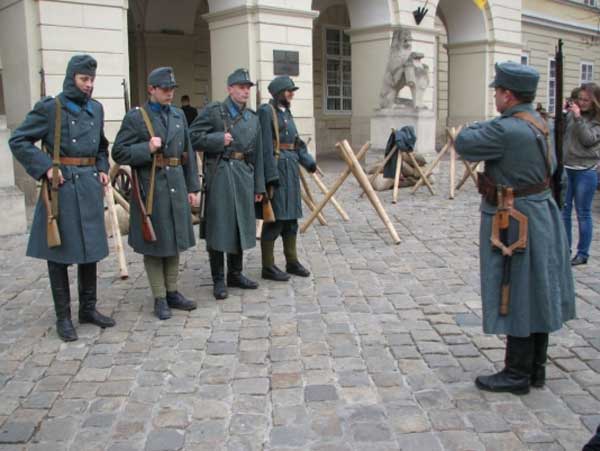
[324, 28, 352, 113]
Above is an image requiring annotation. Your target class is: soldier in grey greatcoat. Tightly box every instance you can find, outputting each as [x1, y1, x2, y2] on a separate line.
[112, 67, 200, 320]
[9, 54, 115, 341]
[455, 62, 575, 395]
[189, 69, 265, 300]
[258, 76, 316, 281]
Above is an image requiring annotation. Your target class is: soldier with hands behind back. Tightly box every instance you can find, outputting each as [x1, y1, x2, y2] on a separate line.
[189, 68, 265, 300]
[455, 62, 575, 395]
[112, 67, 200, 320]
[9, 54, 115, 341]
[258, 76, 316, 282]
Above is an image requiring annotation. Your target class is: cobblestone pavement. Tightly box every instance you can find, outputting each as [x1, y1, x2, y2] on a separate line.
[0, 156, 599, 451]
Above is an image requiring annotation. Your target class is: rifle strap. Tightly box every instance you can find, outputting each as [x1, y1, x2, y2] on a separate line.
[269, 104, 281, 161]
[512, 111, 552, 181]
[50, 97, 62, 219]
[138, 106, 158, 215]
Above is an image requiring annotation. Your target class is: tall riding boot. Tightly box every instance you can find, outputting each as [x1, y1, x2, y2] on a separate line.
[531, 332, 549, 388]
[475, 335, 533, 395]
[209, 250, 227, 299]
[261, 239, 289, 281]
[283, 234, 310, 277]
[78, 263, 116, 328]
[227, 252, 258, 289]
[47, 261, 77, 342]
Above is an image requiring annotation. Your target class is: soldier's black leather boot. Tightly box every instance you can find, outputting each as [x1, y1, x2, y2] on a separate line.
[209, 250, 228, 299]
[48, 261, 78, 342]
[531, 333, 548, 388]
[154, 298, 172, 320]
[283, 234, 310, 277]
[227, 252, 258, 289]
[261, 238, 290, 282]
[475, 335, 533, 395]
[77, 263, 115, 328]
[166, 291, 197, 311]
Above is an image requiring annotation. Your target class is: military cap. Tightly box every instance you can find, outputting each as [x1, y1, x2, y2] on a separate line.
[489, 61, 539, 95]
[227, 68, 254, 86]
[268, 76, 299, 97]
[66, 54, 97, 77]
[148, 67, 178, 88]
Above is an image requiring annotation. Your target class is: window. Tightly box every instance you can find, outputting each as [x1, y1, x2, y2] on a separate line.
[521, 52, 529, 65]
[584, 0, 596, 6]
[548, 58, 556, 115]
[581, 62, 593, 84]
[324, 28, 352, 113]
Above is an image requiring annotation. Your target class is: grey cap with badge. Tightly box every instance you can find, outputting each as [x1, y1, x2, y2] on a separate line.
[148, 67, 178, 88]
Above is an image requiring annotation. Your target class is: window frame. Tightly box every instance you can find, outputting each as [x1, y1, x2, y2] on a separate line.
[581, 61, 594, 84]
[322, 26, 352, 116]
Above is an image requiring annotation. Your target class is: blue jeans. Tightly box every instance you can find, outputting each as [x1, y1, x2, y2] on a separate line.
[562, 167, 598, 259]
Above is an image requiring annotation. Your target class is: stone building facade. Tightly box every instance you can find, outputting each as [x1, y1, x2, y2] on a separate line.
[0, 0, 598, 234]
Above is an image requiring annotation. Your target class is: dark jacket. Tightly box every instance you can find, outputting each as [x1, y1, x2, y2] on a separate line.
[189, 97, 265, 253]
[112, 102, 200, 257]
[455, 103, 575, 336]
[257, 100, 315, 220]
[9, 83, 109, 264]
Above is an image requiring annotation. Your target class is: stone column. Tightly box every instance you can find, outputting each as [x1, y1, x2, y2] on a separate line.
[204, 1, 318, 149]
[0, 0, 39, 234]
[0, 0, 129, 232]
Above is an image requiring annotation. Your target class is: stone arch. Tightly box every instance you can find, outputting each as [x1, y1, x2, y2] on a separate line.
[435, 0, 494, 134]
[311, 0, 395, 156]
[127, 0, 211, 110]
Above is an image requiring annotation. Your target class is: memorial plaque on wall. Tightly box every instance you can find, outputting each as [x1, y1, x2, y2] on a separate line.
[273, 50, 299, 76]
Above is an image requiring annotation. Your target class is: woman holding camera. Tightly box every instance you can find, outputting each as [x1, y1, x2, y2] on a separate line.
[562, 83, 600, 266]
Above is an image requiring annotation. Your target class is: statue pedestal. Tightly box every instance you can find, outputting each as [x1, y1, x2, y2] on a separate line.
[370, 107, 436, 161]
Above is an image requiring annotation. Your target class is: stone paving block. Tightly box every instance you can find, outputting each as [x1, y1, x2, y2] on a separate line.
[0, 421, 36, 444]
[304, 384, 338, 402]
[153, 408, 190, 429]
[229, 414, 267, 436]
[467, 411, 510, 433]
[145, 429, 184, 451]
[269, 425, 311, 448]
[232, 378, 269, 395]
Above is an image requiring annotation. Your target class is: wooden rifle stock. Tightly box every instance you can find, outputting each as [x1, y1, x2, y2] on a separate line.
[131, 169, 156, 242]
[40, 178, 61, 247]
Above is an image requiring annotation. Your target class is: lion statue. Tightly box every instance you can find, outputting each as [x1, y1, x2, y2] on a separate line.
[379, 29, 430, 109]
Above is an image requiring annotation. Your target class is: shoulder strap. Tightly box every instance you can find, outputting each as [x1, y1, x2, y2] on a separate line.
[269, 104, 280, 160]
[513, 111, 552, 179]
[138, 106, 156, 137]
[51, 97, 62, 218]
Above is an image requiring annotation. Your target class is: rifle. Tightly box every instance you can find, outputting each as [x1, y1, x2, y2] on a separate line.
[198, 151, 207, 238]
[122, 79, 157, 242]
[552, 39, 564, 208]
[39, 68, 62, 247]
[491, 186, 528, 316]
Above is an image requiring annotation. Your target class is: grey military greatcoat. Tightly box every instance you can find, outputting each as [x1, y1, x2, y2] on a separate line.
[9, 94, 110, 264]
[258, 100, 315, 220]
[112, 102, 200, 257]
[455, 103, 575, 337]
[189, 97, 266, 254]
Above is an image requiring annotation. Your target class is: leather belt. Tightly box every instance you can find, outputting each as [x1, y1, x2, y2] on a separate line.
[228, 151, 246, 160]
[278, 143, 296, 150]
[477, 172, 550, 206]
[59, 157, 96, 166]
[155, 154, 182, 168]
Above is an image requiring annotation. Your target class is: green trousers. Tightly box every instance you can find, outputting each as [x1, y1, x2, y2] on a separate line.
[143, 255, 180, 298]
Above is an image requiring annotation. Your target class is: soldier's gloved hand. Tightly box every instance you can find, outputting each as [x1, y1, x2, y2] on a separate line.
[46, 167, 65, 185]
[306, 162, 317, 173]
[149, 137, 162, 154]
[224, 133, 234, 146]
